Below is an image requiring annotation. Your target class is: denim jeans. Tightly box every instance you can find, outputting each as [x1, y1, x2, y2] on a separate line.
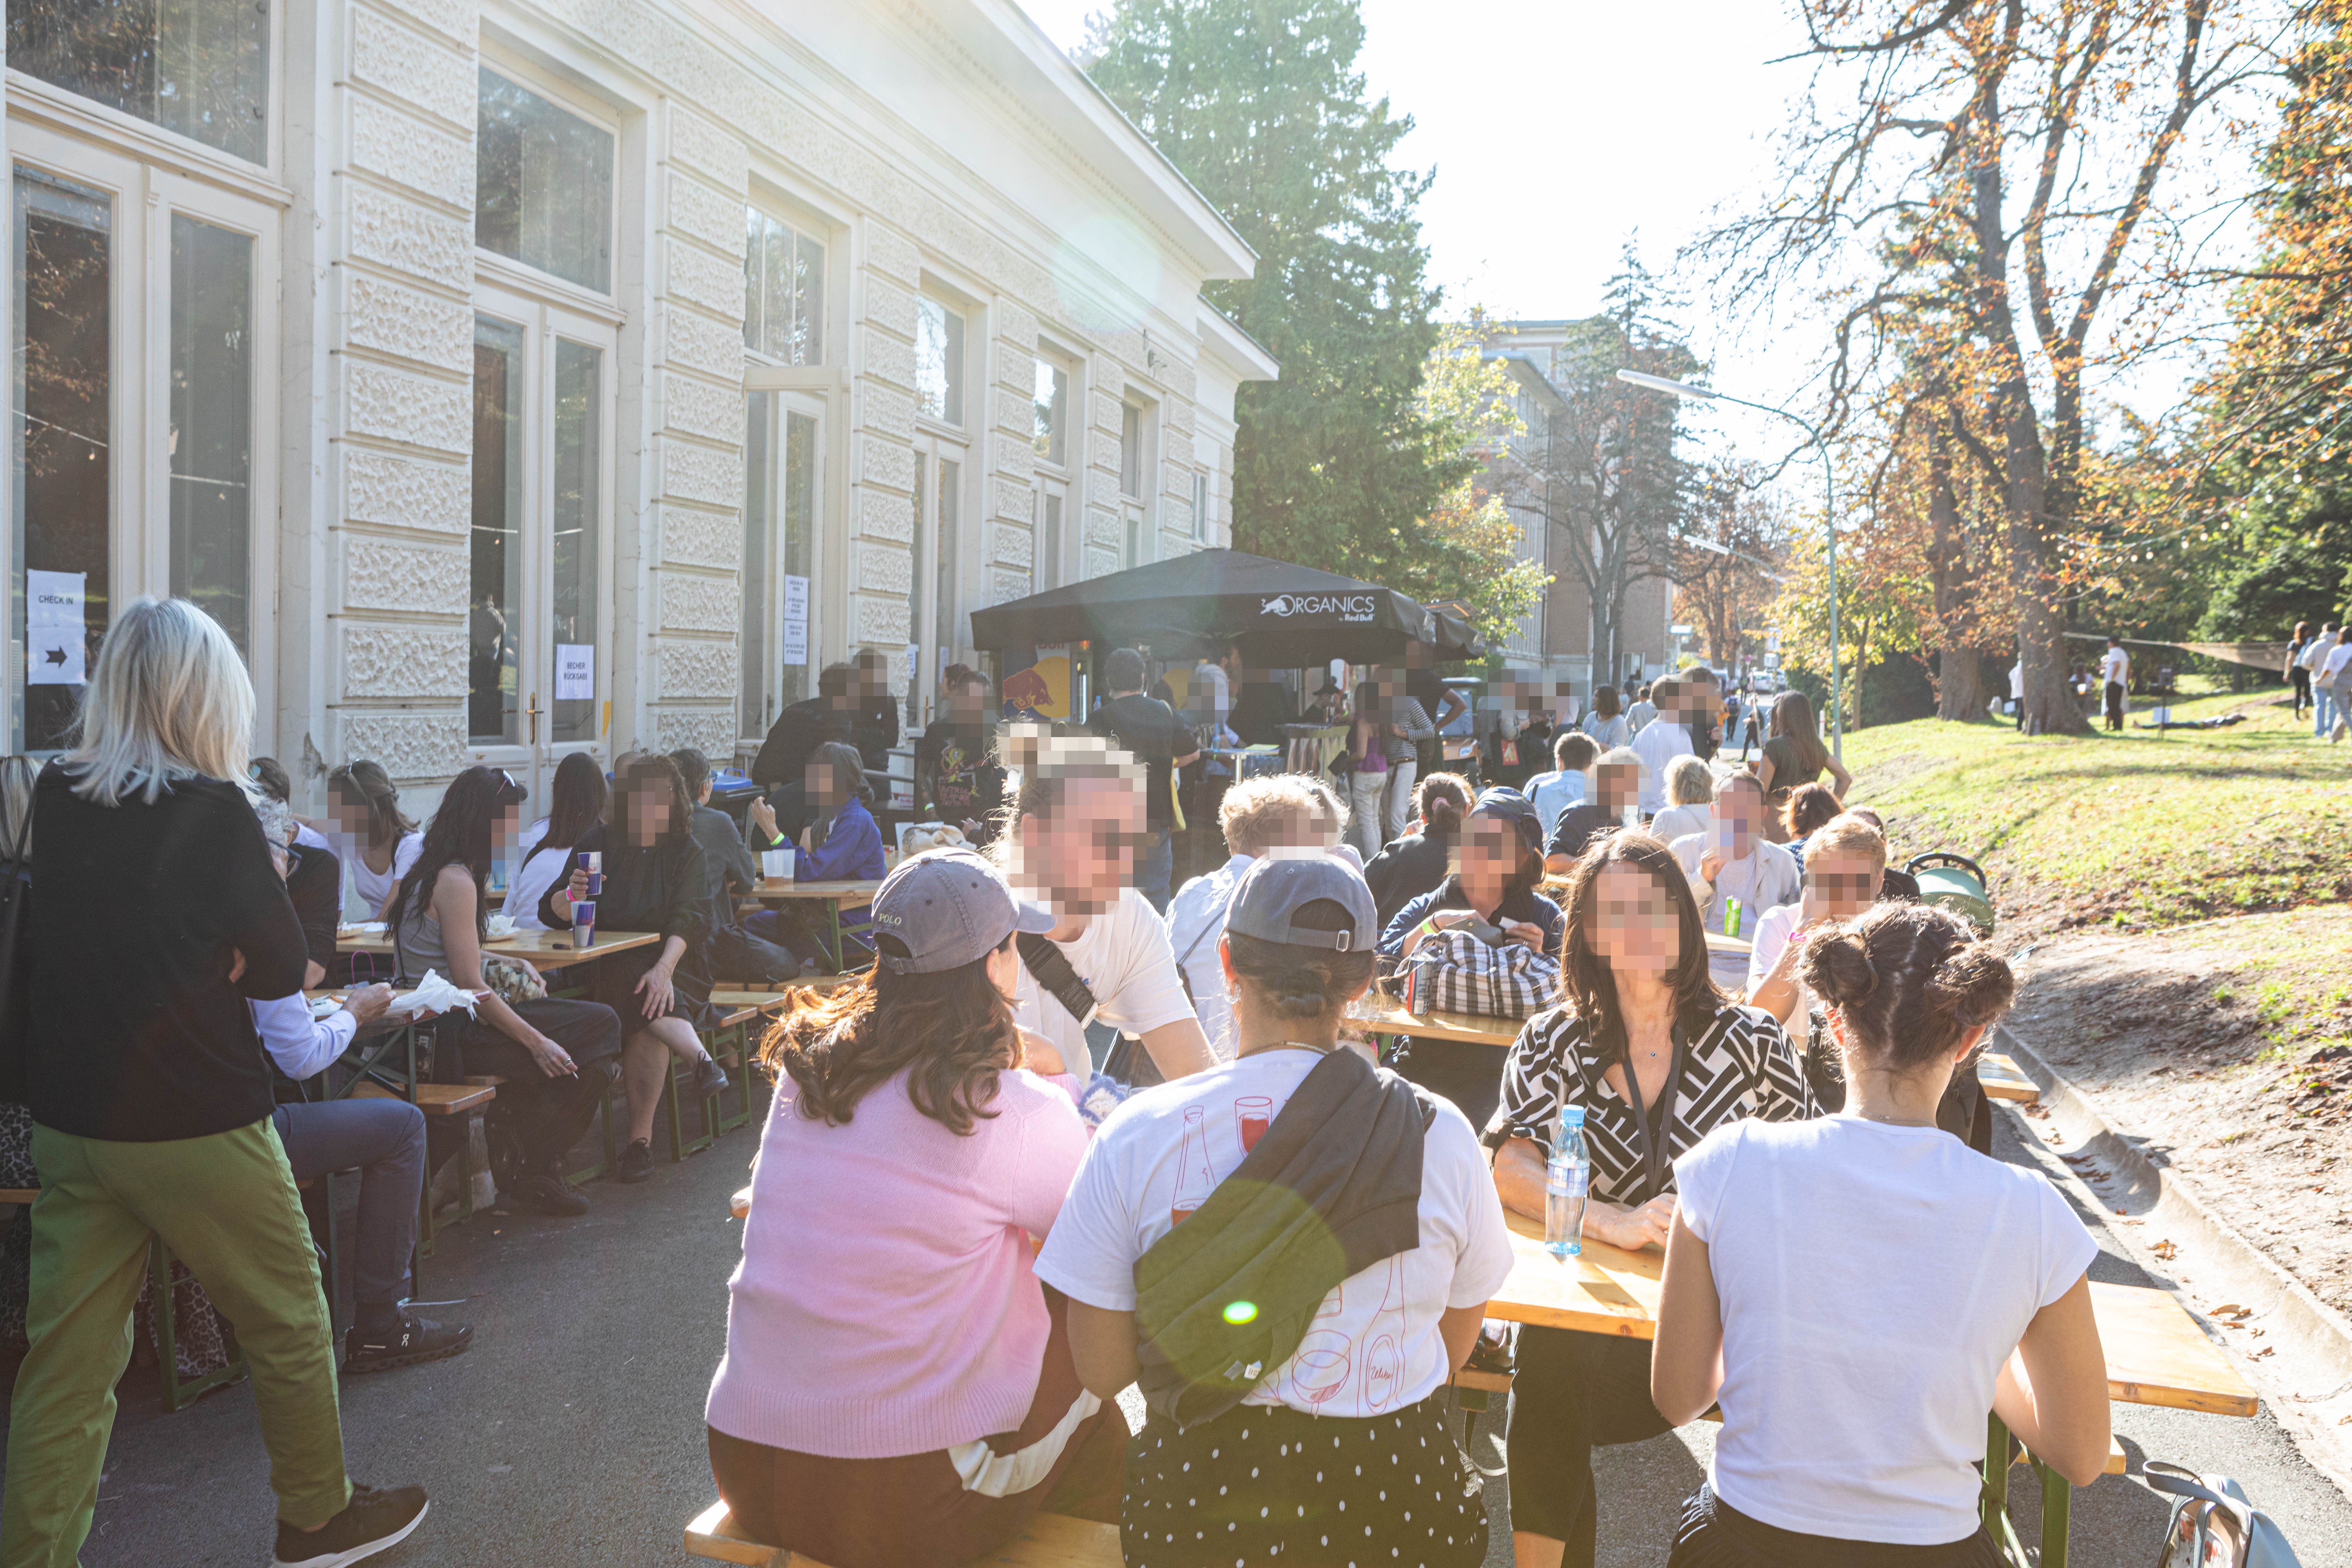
[2317, 685, 2337, 738]
[272, 1097, 426, 1308]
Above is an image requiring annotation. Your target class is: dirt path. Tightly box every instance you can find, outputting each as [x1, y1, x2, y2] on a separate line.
[2007, 908, 2352, 1319]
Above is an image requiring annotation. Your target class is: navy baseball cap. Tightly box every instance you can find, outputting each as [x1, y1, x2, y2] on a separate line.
[868, 848, 1056, 974]
[1471, 787, 1544, 854]
[1224, 852, 1378, 952]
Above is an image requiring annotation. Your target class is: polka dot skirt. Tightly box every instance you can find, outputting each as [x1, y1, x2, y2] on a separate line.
[1121, 1393, 1486, 1568]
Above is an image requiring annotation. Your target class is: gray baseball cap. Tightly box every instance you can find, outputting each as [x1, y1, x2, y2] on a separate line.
[868, 847, 1056, 974]
[1224, 852, 1378, 952]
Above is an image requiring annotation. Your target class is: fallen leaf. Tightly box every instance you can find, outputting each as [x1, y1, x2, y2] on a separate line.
[2152, 1240, 2180, 1260]
[2213, 1303, 2247, 1315]
[2253, 1347, 2276, 1359]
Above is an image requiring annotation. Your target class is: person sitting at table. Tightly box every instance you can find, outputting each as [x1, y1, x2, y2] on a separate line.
[1486, 831, 1813, 1568]
[1041, 854, 1513, 1568]
[1544, 746, 1640, 874]
[507, 752, 606, 933]
[1167, 773, 1350, 1060]
[750, 661, 857, 843]
[917, 667, 1009, 847]
[671, 747, 799, 985]
[1363, 770, 1472, 930]
[992, 729, 1217, 1087]
[388, 766, 626, 1216]
[706, 848, 1122, 1567]
[1522, 730, 1597, 844]
[1648, 756, 1716, 849]
[1742, 811, 1886, 1037]
[542, 754, 732, 1185]
[247, 797, 472, 1373]
[1779, 780, 1843, 863]
[1650, 903, 2107, 1564]
[251, 756, 334, 856]
[1667, 773, 1800, 950]
[326, 759, 421, 921]
[1378, 788, 1563, 1133]
[741, 741, 887, 972]
[1846, 807, 1923, 901]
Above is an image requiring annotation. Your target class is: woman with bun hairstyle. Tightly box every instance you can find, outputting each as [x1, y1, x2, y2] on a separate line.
[1651, 903, 2109, 1565]
[1042, 854, 1512, 1568]
[1487, 831, 1813, 1568]
[1362, 769, 1474, 929]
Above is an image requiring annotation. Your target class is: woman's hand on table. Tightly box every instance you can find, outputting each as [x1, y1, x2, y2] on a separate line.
[1589, 1194, 1676, 1252]
[634, 960, 677, 1020]
[345, 983, 394, 1027]
[1017, 1027, 1067, 1077]
[525, 1030, 577, 1078]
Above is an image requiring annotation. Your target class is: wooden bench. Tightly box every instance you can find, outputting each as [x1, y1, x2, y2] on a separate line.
[353, 1080, 496, 1245]
[685, 1501, 1117, 1567]
[1977, 1052, 2039, 1104]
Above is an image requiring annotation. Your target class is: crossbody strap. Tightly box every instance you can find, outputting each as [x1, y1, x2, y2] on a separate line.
[1017, 932, 1098, 1027]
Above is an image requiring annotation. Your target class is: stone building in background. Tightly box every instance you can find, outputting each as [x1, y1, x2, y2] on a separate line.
[2, 0, 1273, 814]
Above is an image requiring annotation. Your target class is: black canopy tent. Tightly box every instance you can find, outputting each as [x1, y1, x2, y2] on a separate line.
[970, 549, 1459, 665]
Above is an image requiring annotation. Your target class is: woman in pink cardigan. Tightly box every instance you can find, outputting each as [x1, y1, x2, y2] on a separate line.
[704, 848, 1124, 1566]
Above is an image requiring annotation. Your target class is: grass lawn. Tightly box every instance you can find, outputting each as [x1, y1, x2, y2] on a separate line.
[1836, 681, 2352, 936]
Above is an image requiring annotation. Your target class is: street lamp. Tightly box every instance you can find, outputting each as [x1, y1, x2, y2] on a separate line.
[1616, 368, 1842, 761]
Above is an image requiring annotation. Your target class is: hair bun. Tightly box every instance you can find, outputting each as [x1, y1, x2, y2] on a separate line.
[1800, 928, 1881, 1006]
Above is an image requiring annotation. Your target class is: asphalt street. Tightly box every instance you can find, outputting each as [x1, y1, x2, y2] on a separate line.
[3, 1094, 2346, 1567]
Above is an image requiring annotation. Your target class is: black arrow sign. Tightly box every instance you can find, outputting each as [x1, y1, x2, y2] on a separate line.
[42, 646, 65, 667]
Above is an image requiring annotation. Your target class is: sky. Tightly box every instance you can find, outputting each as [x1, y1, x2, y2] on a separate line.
[1015, 0, 1845, 461]
[1011, 0, 2260, 474]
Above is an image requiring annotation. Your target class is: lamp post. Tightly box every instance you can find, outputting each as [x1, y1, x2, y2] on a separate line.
[1616, 368, 1842, 761]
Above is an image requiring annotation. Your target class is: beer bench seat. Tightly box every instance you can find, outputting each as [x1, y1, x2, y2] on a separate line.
[352, 1080, 497, 1115]
[685, 1501, 1118, 1566]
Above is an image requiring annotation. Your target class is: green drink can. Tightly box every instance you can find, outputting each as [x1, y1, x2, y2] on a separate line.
[1723, 895, 1743, 939]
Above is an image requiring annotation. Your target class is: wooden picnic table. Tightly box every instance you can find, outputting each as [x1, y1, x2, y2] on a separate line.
[1483, 1196, 2253, 1566]
[745, 880, 883, 971]
[1349, 996, 2037, 1106]
[334, 926, 661, 972]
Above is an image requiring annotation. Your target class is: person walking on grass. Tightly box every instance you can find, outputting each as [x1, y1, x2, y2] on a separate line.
[2303, 622, 2338, 737]
[2287, 621, 2314, 722]
[3, 597, 429, 1568]
[2323, 626, 2352, 744]
[2101, 636, 2130, 732]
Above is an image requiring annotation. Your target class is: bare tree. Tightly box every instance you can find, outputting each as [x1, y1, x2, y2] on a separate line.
[1679, 460, 1796, 669]
[1492, 303, 1696, 685]
[1700, 0, 2274, 733]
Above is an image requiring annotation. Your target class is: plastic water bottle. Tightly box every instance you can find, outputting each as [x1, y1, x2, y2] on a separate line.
[1545, 1106, 1589, 1258]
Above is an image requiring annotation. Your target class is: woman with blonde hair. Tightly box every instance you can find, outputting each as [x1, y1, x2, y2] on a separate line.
[3, 598, 428, 1568]
[1648, 756, 1717, 847]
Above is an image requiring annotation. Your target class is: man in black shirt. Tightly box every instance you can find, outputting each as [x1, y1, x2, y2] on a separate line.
[1087, 647, 1198, 912]
[915, 667, 1007, 845]
[751, 663, 856, 840]
[850, 646, 901, 772]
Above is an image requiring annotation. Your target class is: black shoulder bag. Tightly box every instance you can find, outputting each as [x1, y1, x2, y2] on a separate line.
[1019, 930, 1168, 1090]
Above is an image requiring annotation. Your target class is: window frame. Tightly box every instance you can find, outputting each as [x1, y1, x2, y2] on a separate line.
[4, 0, 287, 179]
[742, 197, 829, 368]
[471, 51, 622, 303]
[912, 292, 967, 432]
[5, 121, 284, 754]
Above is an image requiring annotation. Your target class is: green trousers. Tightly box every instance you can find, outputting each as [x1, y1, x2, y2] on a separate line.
[0, 1118, 350, 1568]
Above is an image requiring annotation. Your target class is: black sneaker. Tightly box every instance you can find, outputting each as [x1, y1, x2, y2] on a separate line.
[513, 1170, 589, 1216]
[344, 1311, 472, 1375]
[272, 1483, 428, 1567]
[691, 1055, 730, 1100]
[617, 1137, 655, 1184]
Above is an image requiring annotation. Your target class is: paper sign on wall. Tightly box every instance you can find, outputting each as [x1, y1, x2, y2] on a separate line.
[905, 643, 918, 682]
[26, 569, 85, 685]
[555, 643, 594, 701]
[780, 574, 809, 666]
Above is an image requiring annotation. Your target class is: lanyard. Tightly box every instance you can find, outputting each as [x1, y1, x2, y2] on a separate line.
[1619, 1022, 1687, 1206]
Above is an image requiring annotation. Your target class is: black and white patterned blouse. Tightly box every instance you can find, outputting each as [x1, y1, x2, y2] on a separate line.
[1482, 1002, 1816, 1206]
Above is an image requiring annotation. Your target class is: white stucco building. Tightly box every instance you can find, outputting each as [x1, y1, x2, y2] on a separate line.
[2, 0, 1275, 810]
